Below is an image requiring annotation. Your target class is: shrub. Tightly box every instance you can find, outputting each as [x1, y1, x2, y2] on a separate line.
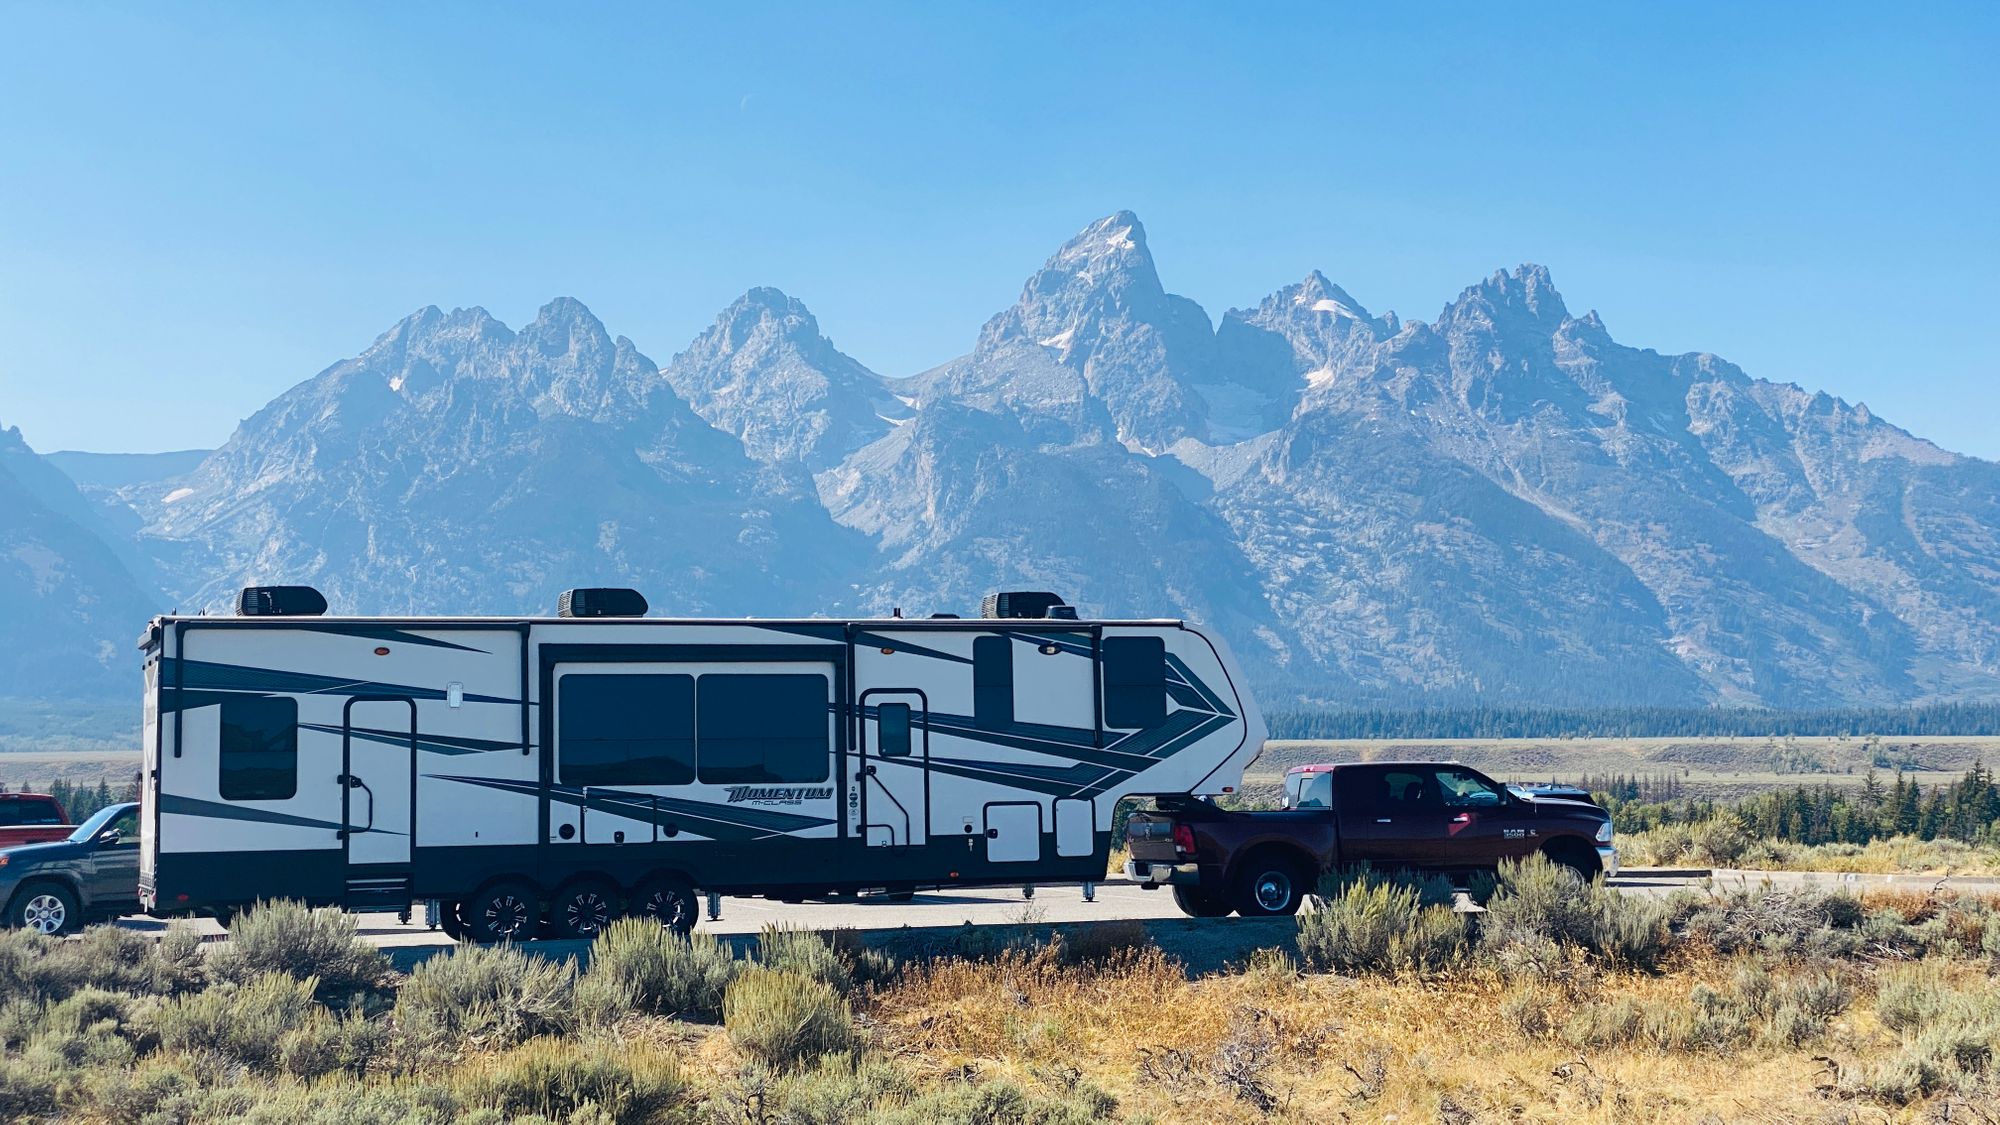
[759, 924, 853, 993]
[764, 1054, 915, 1124]
[1765, 971, 1852, 1046]
[1641, 984, 1753, 1054]
[456, 1036, 692, 1124]
[864, 1077, 1110, 1125]
[151, 970, 330, 1074]
[0, 1056, 59, 1120]
[1480, 854, 1669, 970]
[210, 900, 388, 1005]
[397, 942, 576, 1050]
[1561, 996, 1645, 1048]
[723, 967, 857, 1070]
[1297, 869, 1468, 975]
[1875, 961, 1957, 1032]
[1055, 919, 1153, 967]
[0, 924, 201, 1005]
[578, 919, 738, 1023]
[1671, 882, 1863, 961]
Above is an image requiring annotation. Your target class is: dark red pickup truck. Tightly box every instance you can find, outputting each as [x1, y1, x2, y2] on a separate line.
[0, 793, 73, 848]
[1125, 761, 1617, 918]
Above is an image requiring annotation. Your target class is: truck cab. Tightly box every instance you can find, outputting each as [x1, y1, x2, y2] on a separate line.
[1126, 761, 1617, 918]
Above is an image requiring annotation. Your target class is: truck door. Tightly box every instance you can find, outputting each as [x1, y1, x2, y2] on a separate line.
[1432, 766, 1538, 866]
[860, 690, 927, 848]
[1334, 765, 1448, 867]
[342, 697, 417, 909]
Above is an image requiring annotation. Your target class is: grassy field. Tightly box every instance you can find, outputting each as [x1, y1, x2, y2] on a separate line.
[0, 750, 141, 793]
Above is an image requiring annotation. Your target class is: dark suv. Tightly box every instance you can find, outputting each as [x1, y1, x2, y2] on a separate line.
[1125, 762, 1617, 917]
[0, 802, 141, 934]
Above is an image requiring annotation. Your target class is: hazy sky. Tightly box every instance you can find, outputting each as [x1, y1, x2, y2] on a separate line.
[2, 3, 1995, 456]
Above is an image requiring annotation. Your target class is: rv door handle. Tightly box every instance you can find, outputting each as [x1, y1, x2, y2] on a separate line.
[1375, 818, 1392, 824]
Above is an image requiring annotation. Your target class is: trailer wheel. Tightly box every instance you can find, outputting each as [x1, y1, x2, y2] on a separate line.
[550, 880, 622, 939]
[629, 875, 697, 935]
[9, 882, 80, 935]
[438, 901, 468, 942]
[1171, 885, 1234, 918]
[465, 881, 540, 942]
[1231, 851, 1308, 917]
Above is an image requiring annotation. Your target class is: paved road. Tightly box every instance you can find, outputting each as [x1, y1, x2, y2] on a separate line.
[107, 867, 2000, 948]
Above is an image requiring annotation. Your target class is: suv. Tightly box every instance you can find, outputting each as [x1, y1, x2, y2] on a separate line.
[1125, 761, 1617, 917]
[0, 802, 142, 934]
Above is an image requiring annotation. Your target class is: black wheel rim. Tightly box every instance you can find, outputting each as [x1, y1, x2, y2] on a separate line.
[643, 888, 693, 930]
[484, 893, 530, 938]
[565, 892, 612, 935]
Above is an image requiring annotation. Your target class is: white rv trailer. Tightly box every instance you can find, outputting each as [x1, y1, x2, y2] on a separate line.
[138, 587, 1264, 940]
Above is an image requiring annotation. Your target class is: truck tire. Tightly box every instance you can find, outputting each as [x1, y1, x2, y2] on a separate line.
[465, 880, 540, 942]
[1171, 885, 1234, 918]
[1543, 839, 1600, 883]
[9, 882, 80, 935]
[628, 875, 698, 935]
[1231, 852, 1308, 917]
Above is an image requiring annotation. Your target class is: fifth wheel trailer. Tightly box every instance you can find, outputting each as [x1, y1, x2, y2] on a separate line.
[137, 587, 1265, 940]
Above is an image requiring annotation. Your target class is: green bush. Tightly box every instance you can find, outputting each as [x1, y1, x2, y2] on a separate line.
[758, 924, 853, 994]
[1480, 854, 1669, 970]
[0, 923, 203, 1005]
[1640, 984, 1753, 1054]
[723, 967, 857, 1070]
[456, 1036, 692, 1125]
[396, 942, 577, 1050]
[210, 900, 389, 1005]
[1297, 869, 1468, 975]
[763, 1054, 916, 1124]
[578, 919, 738, 1023]
[1670, 882, 1864, 961]
[1561, 996, 1645, 1048]
[1765, 972, 1851, 1046]
[0, 1056, 59, 1120]
[151, 971, 333, 1074]
[864, 1076, 1111, 1125]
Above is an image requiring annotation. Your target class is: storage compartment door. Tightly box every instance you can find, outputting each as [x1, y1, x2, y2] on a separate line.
[984, 802, 1042, 863]
[1054, 798, 1095, 858]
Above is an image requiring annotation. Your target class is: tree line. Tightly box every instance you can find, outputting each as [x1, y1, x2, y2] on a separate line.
[1270, 702, 2000, 741]
[1603, 763, 2000, 849]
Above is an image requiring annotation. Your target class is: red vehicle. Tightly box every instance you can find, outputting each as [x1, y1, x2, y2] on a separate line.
[0, 793, 74, 848]
[1124, 761, 1617, 918]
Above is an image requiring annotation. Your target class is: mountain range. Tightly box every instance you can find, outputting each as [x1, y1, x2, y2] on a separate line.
[8, 210, 1999, 730]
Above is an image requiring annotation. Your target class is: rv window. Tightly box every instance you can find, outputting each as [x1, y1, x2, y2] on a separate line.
[1102, 636, 1166, 729]
[558, 674, 695, 786]
[218, 696, 298, 800]
[696, 674, 830, 784]
[973, 636, 1013, 730]
[877, 702, 912, 758]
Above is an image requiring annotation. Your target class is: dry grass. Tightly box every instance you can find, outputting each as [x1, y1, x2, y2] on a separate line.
[1623, 828, 2000, 875]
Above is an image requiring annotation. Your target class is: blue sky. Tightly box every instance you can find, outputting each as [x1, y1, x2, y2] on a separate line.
[1, 3, 1995, 456]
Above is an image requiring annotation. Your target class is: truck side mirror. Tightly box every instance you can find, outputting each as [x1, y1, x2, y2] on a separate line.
[96, 830, 121, 847]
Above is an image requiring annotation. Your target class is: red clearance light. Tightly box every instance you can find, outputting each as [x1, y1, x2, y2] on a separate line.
[374, 647, 391, 656]
[1222, 786, 1235, 793]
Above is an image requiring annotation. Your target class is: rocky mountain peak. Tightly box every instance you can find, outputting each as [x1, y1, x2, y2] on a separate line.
[1450, 263, 1571, 330]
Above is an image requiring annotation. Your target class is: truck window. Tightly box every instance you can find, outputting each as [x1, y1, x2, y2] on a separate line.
[558, 674, 696, 786]
[973, 636, 1014, 730]
[1434, 768, 1506, 808]
[1283, 773, 1305, 808]
[107, 808, 140, 846]
[1365, 769, 1436, 810]
[696, 674, 831, 784]
[1102, 636, 1166, 729]
[219, 696, 299, 800]
[0, 799, 62, 826]
[1299, 773, 1333, 809]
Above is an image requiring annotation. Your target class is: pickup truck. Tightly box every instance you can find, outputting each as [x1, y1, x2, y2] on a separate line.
[0, 792, 73, 847]
[1125, 761, 1618, 917]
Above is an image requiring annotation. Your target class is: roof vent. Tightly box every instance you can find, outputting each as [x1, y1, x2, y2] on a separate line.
[558, 588, 649, 618]
[237, 586, 328, 617]
[980, 591, 1072, 620]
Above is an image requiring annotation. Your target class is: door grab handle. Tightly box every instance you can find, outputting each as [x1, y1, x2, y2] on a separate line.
[341, 776, 376, 840]
[1374, 818, 1392, 824]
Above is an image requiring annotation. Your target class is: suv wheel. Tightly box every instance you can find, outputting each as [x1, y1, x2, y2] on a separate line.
[11, 883, 80, 935]
[1232, 855, 1307, 917]
[1171, 885, 1234, 918]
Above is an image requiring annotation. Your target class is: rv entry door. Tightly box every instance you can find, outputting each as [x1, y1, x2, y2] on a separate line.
[341, 697, 416, 907]
[861, 690, 928, 848]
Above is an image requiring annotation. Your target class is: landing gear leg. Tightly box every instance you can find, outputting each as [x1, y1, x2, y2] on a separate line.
[706, 891, 723, 922]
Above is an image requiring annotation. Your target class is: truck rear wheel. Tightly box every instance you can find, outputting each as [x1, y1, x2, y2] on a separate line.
[1231, 853, 1308, 917]
[1171, 885, 1233, 918]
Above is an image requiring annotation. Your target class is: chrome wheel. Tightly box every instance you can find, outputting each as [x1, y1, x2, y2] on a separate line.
[1253, 871, 1294, 913]
[21, 893, 69, 935]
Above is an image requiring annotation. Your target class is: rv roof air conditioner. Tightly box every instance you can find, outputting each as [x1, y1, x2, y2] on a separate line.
[980, 591, 1074, 620]
[558, 588, 649, 618]
[236, 586, 329, 617]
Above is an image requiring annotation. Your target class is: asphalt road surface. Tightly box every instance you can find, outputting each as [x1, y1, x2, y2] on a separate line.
[108, 867, 2000, 949]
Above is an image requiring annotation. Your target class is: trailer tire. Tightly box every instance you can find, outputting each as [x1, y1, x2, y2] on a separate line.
[465, 880, 540, 943]
[1231, 850, 1309, 917]
[550, 879, 622, 939]
[8, 881, 80, 935]
[438, 901, 468, 942]
[628, 875, 697, 935]
[1171, 885, 1234, 918]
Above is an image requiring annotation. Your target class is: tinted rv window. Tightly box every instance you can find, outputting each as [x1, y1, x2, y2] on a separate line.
[558, 674, 695, 786]
[1102, 636, 1166, 729]
[973, 636, 1013, 730]
[696, 674, 830, 784]
[219, 696, 298, 800]
[877, 702, 912, 758]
